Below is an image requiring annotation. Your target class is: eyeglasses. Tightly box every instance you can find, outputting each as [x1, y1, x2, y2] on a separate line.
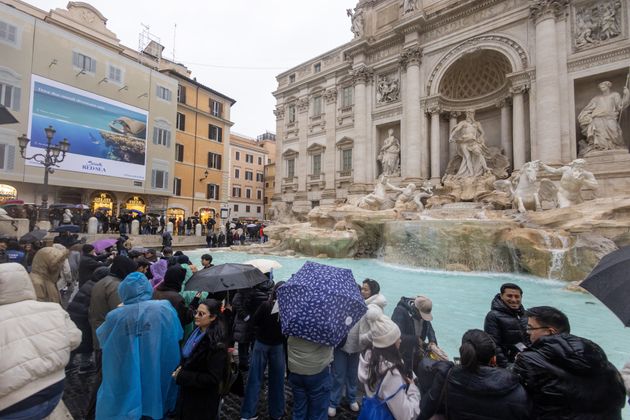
[526, 326, 548, 332]
[194, 311, 209, 317]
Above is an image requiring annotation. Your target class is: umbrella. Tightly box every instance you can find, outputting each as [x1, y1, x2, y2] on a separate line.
[128, 209, 143, 215]
[184, 263, 268, 293]
[0, 105, 18, 125]
[53, 224, 80, 233]
[92, 238, 118, 253]
[244, 258, 282, 274]
[49, 203, 75, 208]
[247, 223, 258, 228]
[96, 207, 111, 211]
[276, 261, 367, 346]
[581, 246, 630, 326]
[75, 204, 90, 209]
[19, 229, 48, 243]
[1, 199, 24, 206]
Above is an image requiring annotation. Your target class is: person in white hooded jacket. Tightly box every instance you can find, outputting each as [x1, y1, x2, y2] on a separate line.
[0, 263, 81, 419]
[358, 278, 388, 349]
[358, 307, 420, 420]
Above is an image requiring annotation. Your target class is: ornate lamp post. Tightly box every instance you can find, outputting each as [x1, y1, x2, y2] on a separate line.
[17, 125, 70, 222]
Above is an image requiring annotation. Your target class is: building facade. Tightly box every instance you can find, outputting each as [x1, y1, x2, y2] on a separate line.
[0, 1, 179, 214]
[166, 71, 235, 226]
[273, 0, 630, 215]
[257, 131, 277, 219]
[228, 133, 269, 220]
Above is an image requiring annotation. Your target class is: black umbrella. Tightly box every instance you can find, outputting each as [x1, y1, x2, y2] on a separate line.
[52, 224, 80, 233]
[184, 263, 268, 293]
[0, 105, 18, 125]
[581, 246, 630, 326]
[19, 229, 48, 243]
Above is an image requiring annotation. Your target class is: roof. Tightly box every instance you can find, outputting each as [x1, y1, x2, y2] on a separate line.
[163, 70, 236, 105]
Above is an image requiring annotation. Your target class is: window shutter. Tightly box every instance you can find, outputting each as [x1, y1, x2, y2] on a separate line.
[163, 172, 169, 190]
[166, 130, 171, 148]
[219, 102, 223, 117]
[90, 58, 96, 73]
[218, 128, 222, 143]
[217, 155, 222, 170]
[207, 152, 212, 167]
[153, 127, 158, 144]
[166, 89, 172, 101]
[151, 169, 156, 188]
[72, 52, 80, 68]
[216, 185, 220, 200]
[12, 87, 20, 111]
[6, 145, 14, 170]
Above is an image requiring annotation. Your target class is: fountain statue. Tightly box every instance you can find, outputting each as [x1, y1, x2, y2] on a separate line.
[540, 159, 598, 208]
[357, 175, 394, 211]
[449, 110, 491, 178]
[377, 129, 401, 177]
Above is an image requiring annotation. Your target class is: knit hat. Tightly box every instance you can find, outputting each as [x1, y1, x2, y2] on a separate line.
[366, 306, 401, 348]
[82, 244, 95, 254]
[414, 295, 433, 321]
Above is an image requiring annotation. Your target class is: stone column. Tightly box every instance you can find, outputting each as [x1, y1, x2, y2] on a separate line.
[429, 106, 442, 182]
[323, 87, 338, 204]
[498, 99, 513, 166]
[420, 112, 430, 178]
[530, 0, 568, 163]
[350, 66, 373, 189]
[448, 112, 459, 160]
[273, 104, 285, 198]
[400, 47, 423, 180]
[296, 96, 310, 193]
[511, 85, 528, 170]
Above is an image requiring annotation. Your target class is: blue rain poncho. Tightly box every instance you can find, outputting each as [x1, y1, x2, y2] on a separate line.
[96, 272, 183, 420]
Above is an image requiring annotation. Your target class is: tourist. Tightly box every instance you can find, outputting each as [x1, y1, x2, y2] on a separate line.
[201, 253, 214, 269]
[483, 282, 529, 367]
[5, 239, 26, 266]
[78, 244, 110, 287]
[153, 265, 200, 328]
[61, 208, 73, 225]
[174, 299, 229, 420]
[0, 263, 81, 419]
[29, 245, 68, 304]
[144, 248, 159, 263]
[357, 307, 420, 420]
[392, 295, 437, 376]
[622, 359, 630, 401]
[358, 278, 388, 347]
[96, 271, 182, 419]
[162, 229, 173, 250]
[419, 329, 530, 419]
[218, 231, 226, 247]
[513, 306, 626, 419]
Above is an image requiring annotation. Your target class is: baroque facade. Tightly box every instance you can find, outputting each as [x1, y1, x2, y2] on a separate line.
[273, 0, 630, 215]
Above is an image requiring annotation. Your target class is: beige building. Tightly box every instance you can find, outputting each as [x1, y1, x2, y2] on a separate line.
[0, 1, 179, 214]
[257, 131, 277, 219]
[273, 0, 630, 216]
[228, 133, 270, 220]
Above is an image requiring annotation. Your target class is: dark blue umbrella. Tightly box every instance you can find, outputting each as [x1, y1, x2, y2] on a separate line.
[52, 224, 80, 233]
[277, 261, 367, 346]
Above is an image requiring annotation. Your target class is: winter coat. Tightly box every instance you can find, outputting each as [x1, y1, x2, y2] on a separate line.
[416, 358, 453, 420]
[153, 288, 195, 328]
[0, 263, 81, 412]
[358, 349, 420, 420]
[622, 359, 630, 395]
[78, 254, 109, 287]
[513, 333, 626, 419]
[232, 281, 272, 343]
[29, 246, 68, 304]
[391, 296, 436, 376]
[176, 322, 229, 420]
[483, 294, 528, 367]
[358, 293, 387, 349]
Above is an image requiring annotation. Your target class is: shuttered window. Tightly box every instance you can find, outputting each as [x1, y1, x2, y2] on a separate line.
[72, 52, 96, 73]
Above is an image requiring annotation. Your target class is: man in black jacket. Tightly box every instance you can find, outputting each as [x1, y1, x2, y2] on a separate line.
[78, 244, 110, 288]
[513, 306, 626, 419]
[483, 283, 529, 367]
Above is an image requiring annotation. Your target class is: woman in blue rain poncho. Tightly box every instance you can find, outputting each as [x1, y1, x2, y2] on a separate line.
[96, 271, 183, 420]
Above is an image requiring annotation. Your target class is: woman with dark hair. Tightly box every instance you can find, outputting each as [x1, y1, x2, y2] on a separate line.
[173, 298, 229, 420]
[153, 265, 199, 328]
[240, 281, 286, 420]
[418, 329, 530, 420]
[357, 307, 420, 420]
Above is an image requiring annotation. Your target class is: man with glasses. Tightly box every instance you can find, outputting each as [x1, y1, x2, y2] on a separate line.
[513, 306, 626, 419]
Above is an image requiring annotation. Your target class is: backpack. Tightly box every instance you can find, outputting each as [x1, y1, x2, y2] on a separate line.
[358, 379, 406, 420]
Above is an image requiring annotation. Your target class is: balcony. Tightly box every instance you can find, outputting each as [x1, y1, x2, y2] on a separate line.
[282, 176, 298, 193]
[336, 169, 353, 188]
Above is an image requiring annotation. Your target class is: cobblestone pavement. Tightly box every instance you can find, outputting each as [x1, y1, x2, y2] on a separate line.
[63, 357, 359, 420]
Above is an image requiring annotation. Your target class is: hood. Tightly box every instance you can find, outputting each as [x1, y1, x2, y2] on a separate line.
[396, 296, 420, 320]
[0, 263, 36, 304]
[118, 272, 153, 304]
[30, 246, 68, 282]
[490, 293, 524, 316]
[161, 265, 186, 291]
[109, 255, 137, 279]
[366, 292, 387, 309]
[450, 366, 521, 396]
[532, 333, 609, 374]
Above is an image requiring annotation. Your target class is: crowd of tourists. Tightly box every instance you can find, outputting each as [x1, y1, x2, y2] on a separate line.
[0, 241, 629, 420]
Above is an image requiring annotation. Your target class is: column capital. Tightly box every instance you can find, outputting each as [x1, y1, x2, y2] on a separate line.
[529, 0, 569, 22]
[296, 97, 309, 113]
[496, 97, 512, 108]
[427, 104, 441, 115]
[399, 46, 423, 70]
[509, 83, 530, 95]
[273, 105, 285, 120]
[449, 111, 461, 119]
[324, 88, 337, 104]
[350, 65, 374, 85]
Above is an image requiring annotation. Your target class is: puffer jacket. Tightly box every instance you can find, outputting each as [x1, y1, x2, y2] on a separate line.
[233, 280, 272, 343]
[513, 333, 626, 419]
[0, 263, 81, 411]
[483, 294, 528, 366]
[391, 296, 436, 376]
[29, 246, 68, 304]
[358, 293, 387, 349]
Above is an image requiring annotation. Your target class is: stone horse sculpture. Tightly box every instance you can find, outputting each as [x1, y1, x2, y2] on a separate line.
[494, 160, 556, 213]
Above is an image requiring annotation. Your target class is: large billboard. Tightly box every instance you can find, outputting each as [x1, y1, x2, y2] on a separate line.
[27, 75, 148, 180]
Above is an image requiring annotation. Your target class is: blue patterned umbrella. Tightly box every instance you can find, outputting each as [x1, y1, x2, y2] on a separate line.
[277, 261, 367, 346]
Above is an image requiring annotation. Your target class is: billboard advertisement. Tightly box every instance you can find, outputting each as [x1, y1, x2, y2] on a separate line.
[27, 75, 148, 180]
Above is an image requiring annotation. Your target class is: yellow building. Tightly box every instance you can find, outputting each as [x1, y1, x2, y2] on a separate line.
[165, 70, 235, 228]
[257, 132, 276, 219]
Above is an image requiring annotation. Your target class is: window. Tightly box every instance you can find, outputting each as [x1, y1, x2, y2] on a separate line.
[0, 143, 16, 170]
[152, 127, 171, 147]
[245, 171, 253, 181]
[287, 158, 295, 178]
[264, 197, 268, 204]
[207, 152, 222, 169]
[175, 144, 184, 162]
[312, 154, 321, 176]
[245, 154, 254, 163]
[288, 104, 296, 123]
[257, 190, 262, 200]
[177, 85, 187, 104]
[0, 20, 18, 46]
[258, 156, 262, 165]
[156, 85, 172, 101]
[152, 169, 168, 189]
[246, 205, 251, 213]
[265, 182, 269, 188]
[0, 82, 21, 111]
[246, 189, 252, 199]
[210, 100, 223, 117]
[342, 86, 354, 107]
[314, 63, 321, 73]
[342, 149, 353, 172]
[207, 184, 220, 200]
[257, 206, 261, 213]
[256, 173, 264, 182]
[312, 96, 322, 117]
[235, 151, 240, 161]
[72, 52, 96, 73]
[232, 186, 241, 198]
[234, 204, 239, 212]
[107, 64, 123, 84]
[289, 74, 295, 83]
[173, 177, 182, 196]
[176, 112, 186, 131]
[311, 200, 320, 208]
[209, 125, 223, 142]
[234, 168, 240, 179]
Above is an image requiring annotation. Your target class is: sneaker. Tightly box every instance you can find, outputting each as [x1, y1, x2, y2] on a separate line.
[328, 407, 336, 417]
[349, 402, 360, 412]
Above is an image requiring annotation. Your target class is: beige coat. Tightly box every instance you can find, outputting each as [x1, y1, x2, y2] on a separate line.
[0, 263, 81, 411]
[29, 246, 68, 303]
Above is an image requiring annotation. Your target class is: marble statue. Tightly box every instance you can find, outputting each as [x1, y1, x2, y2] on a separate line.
[376, 75, 400, 103]
[413, 182, 434, 211]
[347, 7, 364, 38]
[578, 80, 630, 156]
[403, 0, 417, 14]
[540, 159, 598, 208]
[357, 175, 394, 210]
[387, 181, 416, 211]
[378, 129, 401, 177]
[448, 110, 491, 178]
[494, 160, 554, 213]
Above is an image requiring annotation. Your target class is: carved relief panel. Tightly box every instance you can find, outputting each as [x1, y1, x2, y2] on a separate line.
[572, 0, 625, 52]
[375, 72, 401, 105]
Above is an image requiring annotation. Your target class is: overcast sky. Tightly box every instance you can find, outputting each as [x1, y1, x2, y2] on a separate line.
[27, 0, 358, 137]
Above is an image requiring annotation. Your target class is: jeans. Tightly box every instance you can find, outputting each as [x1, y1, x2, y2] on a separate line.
[289, 367, 331, 420]
[0, 392, 62, 420]
[240, 341, 286, 419]
[330, 348, 359, 408]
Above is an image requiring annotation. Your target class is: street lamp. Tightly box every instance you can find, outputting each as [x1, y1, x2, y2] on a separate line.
[18, 125, 71, 222]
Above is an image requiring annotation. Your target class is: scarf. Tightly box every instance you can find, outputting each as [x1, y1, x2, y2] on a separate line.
[182, 327, 204, 359]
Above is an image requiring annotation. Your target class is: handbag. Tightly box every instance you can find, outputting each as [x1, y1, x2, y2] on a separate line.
[358, 379, 407, 420]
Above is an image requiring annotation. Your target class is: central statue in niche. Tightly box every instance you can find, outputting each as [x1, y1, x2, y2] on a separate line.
[449, 110, 491, 177]
[378, 128, 401, 177]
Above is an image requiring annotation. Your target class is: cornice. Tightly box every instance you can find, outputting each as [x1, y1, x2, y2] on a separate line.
[567, 46, 630, 73]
